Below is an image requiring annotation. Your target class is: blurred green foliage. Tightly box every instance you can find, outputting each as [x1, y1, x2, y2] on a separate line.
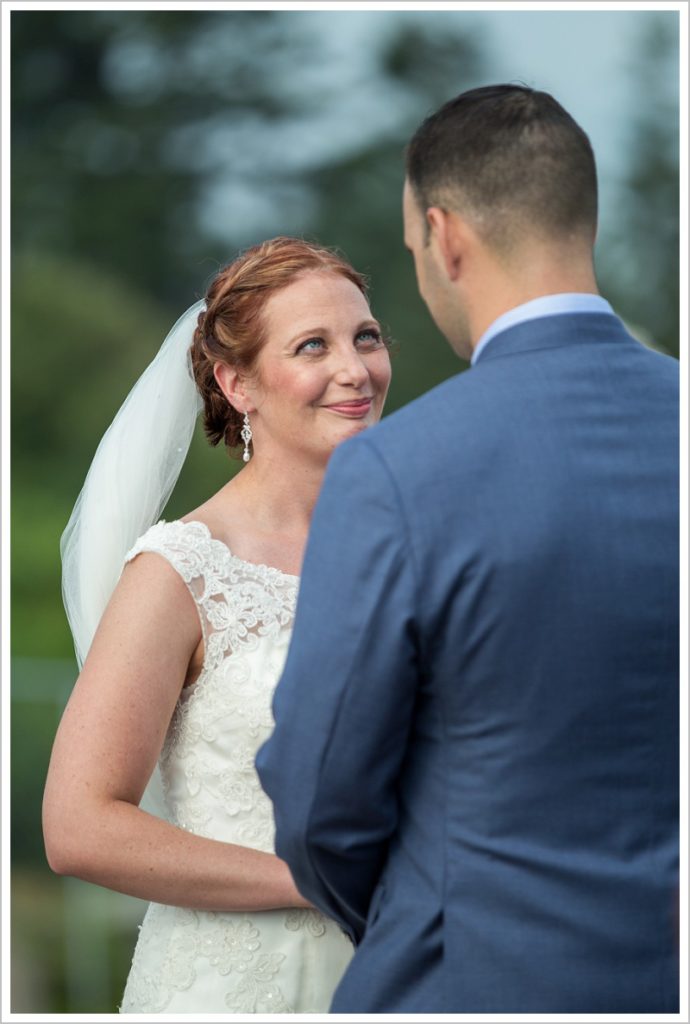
[9, 7, 679, 1015]
[597, 15, 680, 357]
[13, 861, 145, 1012]
[12, 682, 66, 866]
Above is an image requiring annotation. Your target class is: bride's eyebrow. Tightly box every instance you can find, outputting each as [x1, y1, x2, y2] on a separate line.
[285, 326, 330, 346]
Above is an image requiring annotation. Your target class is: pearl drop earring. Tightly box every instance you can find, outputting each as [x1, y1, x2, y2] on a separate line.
[241, 412, 252, 463]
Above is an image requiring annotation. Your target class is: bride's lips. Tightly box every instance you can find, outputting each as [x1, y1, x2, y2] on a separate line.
[324, 398, 373, 418]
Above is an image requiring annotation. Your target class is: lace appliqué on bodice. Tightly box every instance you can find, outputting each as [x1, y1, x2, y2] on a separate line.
[119, 521, 353, 1014]
[126, 518, 298, 675]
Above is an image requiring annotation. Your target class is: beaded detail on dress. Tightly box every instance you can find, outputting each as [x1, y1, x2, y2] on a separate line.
[118, 520, 352, 1014]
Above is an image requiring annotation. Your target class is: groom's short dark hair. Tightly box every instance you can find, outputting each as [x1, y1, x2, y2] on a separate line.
[406, 84, 598, 251]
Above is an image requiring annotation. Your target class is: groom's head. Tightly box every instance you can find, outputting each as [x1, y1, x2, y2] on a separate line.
[406, 84, 597, 251]
[403, 85, 599, 357]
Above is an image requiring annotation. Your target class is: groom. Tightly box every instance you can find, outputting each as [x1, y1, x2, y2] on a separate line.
[256, 85, 679, 1012]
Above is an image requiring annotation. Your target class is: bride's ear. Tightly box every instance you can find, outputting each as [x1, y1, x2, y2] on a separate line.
[213, 362, 253, 415]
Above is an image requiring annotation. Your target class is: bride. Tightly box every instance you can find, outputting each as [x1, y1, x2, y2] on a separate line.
[42, 236, 392, 1013]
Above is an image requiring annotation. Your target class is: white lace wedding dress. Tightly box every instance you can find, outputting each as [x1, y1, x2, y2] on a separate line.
[118, 520, 353, 1014]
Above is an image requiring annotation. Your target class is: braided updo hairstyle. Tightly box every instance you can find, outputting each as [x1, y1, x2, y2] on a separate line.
[190, 236, 369, 457]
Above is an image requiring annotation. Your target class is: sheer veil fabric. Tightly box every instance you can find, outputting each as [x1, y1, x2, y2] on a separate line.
[60, 300, 205, 812]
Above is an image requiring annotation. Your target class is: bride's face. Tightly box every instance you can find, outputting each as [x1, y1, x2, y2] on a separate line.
[245, 271, 392, 462]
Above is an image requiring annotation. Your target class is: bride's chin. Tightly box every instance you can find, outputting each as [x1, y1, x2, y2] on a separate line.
[313, 420, 376, 460]
[333, 421, 370, 445]
[345, 417, 374, 435]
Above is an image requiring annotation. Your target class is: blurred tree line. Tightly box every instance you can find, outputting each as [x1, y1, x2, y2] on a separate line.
[597, 15, 679, 352]
[9, 9, 679, 1011]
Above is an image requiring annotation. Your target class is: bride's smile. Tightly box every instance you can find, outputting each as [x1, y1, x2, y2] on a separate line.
[322, 396, 374, 417]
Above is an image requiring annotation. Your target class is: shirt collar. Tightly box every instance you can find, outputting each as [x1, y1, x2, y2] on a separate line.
[471, 294, 615, 366]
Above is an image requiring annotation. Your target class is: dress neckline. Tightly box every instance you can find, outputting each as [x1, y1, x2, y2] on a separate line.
[174, 518, 301, 583]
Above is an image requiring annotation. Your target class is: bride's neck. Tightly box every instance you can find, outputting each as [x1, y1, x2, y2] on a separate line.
[227, 452, 325, 536]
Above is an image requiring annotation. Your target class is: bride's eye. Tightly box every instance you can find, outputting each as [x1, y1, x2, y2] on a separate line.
[355, 328, 383, 349]
[296, 337, 325, 354]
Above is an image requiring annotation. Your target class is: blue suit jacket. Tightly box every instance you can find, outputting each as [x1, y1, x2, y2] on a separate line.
[256, 313, 679, 1013]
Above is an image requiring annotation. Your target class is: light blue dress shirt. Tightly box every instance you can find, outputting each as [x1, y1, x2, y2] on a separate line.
[471, 293, 615, 365]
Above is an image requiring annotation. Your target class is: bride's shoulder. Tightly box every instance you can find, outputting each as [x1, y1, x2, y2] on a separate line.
[124, 519, 216, 583]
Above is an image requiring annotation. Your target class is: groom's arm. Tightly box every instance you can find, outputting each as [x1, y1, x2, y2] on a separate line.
[256, 435, 419, 942]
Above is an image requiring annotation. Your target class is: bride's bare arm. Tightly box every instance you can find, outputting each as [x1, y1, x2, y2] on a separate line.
[42, 552, 309, 912]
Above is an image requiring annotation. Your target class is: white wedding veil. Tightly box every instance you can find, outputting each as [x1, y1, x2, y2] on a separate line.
[60, 300, 205, 813]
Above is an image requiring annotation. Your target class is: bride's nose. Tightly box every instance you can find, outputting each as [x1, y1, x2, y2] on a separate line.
[332, 347, 370, 388]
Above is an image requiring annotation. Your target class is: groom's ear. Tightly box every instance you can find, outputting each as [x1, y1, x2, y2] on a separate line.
[426, 206, 470, 282]
[213, 362, 254, 415]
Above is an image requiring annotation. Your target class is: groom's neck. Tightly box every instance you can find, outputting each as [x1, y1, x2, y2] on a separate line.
[466, 244, 600, 354]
